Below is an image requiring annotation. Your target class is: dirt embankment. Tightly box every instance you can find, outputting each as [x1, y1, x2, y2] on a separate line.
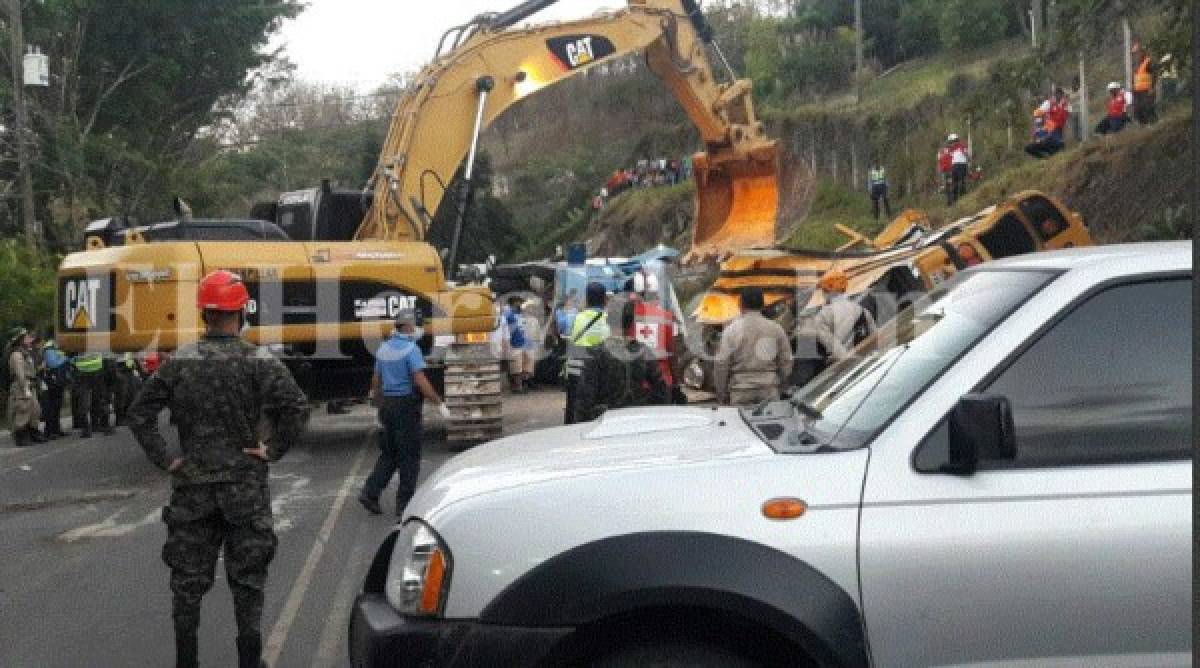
[586, 183, 695, 256]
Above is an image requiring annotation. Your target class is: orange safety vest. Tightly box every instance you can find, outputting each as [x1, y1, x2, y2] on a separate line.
[1134, 57, 1154, 93]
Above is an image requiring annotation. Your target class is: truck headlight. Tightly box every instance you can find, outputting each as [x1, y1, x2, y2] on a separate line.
[385, 520, 452, 617]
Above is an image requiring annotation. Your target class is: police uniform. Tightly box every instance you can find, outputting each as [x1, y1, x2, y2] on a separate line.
[72, 351, 110, 437]
[128, 271, 309, 668]
[361, 320, 428, 515]
[563, 305, 610, 424]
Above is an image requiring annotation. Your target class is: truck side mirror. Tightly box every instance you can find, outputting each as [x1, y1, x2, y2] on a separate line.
[941, 394, 1016, 475]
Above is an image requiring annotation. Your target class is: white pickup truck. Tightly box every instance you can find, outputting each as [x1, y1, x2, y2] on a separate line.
[350, 242, 1192, 667]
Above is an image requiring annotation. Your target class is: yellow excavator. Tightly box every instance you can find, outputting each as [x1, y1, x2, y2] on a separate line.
[55, 0, 791, 442]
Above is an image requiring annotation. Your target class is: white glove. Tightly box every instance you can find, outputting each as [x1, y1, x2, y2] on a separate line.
[438, 403, 452, 420]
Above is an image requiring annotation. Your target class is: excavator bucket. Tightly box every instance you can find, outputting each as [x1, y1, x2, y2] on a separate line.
[686, 142, 813, 264]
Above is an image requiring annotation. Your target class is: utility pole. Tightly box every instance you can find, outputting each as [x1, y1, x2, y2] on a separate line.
[1121, 17, 1133, 91]
[1078, 51, 1089, 141]
[6, 0, 38, 245]
[854, 0, 863, 104]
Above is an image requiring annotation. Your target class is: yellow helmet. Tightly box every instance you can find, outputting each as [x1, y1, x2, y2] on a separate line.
[818, 269, 849, 293]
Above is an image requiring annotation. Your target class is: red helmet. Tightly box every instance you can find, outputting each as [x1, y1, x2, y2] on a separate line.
[197, 270, 249, 311]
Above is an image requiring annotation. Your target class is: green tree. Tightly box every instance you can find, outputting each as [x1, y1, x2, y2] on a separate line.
[897, 0, 942, 59]
[938, 0, 1009, 51]
[8, 0, 300, 246]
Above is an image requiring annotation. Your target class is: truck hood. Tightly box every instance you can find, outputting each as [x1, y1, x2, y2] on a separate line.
[407, 406, 771, 516]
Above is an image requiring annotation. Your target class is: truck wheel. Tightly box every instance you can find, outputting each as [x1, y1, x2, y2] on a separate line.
[593, 640, 757, 667]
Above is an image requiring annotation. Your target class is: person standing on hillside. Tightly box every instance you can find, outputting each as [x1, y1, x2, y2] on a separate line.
[714, 288, 793, 407]
[129, 270, 309, 668]
[866, 160, 893, 221]
[947, 134, 969, 205]
[1131, 43, 1159, 125]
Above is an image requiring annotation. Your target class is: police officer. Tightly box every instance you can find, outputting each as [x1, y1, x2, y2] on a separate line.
[563, 282, 611, 424]
[72, 350, 110, 438]
[129, 270, 309, 668]
[359, 309, 450, 517]
[39, 338, 69, 439]
[572, 300, 670, 421]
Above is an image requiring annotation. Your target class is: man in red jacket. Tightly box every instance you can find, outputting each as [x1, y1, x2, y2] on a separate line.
[1095, 82, 1132, 135]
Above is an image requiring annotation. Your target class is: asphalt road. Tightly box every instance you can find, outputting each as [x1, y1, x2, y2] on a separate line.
[0, 389, 564, 667]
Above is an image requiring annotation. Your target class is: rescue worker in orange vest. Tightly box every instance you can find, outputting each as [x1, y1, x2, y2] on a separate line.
[1095, 82, 1132, 135]
[1131, 43, 1159, 125]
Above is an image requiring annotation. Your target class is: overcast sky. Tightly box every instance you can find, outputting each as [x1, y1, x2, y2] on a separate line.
[273, 1, 620, 90]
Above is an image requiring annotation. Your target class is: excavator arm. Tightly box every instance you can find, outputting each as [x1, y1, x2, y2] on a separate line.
[355, 0, 783, 263]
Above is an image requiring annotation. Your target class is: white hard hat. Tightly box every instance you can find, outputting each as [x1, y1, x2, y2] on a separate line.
[1107, 81, 1121, 91]
[946, 133, 959, 142]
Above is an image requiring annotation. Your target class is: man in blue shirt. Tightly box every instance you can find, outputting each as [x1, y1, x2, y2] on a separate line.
[39, 337, 68, 439]
[359, 309, 449, 516]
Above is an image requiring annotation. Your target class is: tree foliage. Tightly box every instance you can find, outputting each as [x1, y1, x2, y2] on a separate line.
[937, 0, 1011, 52]
[0, 0, 300, 248]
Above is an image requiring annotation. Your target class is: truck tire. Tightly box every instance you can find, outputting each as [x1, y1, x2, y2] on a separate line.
[593, 640, 758, 668]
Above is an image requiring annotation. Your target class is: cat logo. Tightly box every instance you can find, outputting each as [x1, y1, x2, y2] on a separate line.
[565, 37, 595, 67]
[63, 277, 102, 330]
[547, 35, 616, 72]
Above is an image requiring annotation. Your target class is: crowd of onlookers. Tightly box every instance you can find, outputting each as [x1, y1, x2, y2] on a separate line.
[591, 156, 694, 211]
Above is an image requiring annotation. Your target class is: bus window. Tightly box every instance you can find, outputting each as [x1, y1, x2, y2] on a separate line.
[977, 213, 1037, 259]
[1017, 194, 1069, 242]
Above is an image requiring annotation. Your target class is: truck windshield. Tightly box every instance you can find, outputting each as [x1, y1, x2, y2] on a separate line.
[787, 269, 1055, 451]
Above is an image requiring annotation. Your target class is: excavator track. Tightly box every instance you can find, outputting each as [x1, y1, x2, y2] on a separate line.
[442, 343, 504, 447]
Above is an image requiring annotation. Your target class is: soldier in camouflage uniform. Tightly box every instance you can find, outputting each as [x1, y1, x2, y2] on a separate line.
[129, 270, 309, 668]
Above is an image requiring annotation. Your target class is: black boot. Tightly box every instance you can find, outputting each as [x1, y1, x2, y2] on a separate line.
[13, 428, 30, 447]
[28, 428, 46, 444]
[175, 631, 198, 668]
[236, 633, 265, 668]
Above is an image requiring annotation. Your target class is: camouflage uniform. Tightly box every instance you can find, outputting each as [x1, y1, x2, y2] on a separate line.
[128, 335, 308, 663]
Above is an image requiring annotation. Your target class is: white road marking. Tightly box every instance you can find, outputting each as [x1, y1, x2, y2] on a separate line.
[268, 472, 312, 533]
[57, 507, 161, 542]
[311, 516, 377, 667]
[263, 439, 370, 666]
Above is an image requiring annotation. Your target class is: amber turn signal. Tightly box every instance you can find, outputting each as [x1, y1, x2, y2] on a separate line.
[419, 549, 447, 614]
[762, 498, 807, 520]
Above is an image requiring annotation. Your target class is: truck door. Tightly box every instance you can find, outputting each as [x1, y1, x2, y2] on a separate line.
[859, 276, 1192, 666]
